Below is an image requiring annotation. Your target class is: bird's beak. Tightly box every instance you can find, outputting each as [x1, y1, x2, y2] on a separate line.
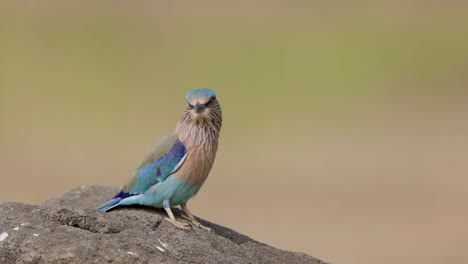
[194, 103, 205, 113]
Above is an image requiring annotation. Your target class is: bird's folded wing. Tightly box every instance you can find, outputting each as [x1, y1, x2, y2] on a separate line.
[118, 134, 187, 196]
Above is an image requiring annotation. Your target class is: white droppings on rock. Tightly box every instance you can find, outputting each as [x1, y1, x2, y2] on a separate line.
[0, 232, 8, 241]
[155, 245, 166, 252]
[127, 252, 137, 256]
[158, 239, 168, 249]
[12, 227, 19, 231]
[20, 223, 29, 226]
[33, 233, 39, 237]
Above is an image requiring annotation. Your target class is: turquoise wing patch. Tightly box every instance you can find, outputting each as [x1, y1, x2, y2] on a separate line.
[128, 139, 187, 195]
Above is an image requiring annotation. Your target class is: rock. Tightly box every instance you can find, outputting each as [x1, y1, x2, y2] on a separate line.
[0, 185, 327, 264]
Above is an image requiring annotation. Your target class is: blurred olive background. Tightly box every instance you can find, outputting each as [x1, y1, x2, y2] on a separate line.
[1, 1, 468, 264]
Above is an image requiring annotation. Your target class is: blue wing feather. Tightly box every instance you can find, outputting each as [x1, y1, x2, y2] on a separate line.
[129, 139, 186, 194]
[99, 139, 187, 211]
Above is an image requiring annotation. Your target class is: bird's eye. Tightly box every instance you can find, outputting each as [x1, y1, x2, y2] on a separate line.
[206, 97, 216, 105]
[188, 104, 194, 109]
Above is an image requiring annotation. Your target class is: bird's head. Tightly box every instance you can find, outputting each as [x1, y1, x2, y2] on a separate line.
[184, 89, 222, 124]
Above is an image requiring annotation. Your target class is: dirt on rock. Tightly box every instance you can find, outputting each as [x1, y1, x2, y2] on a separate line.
[0, 185, 327, 264]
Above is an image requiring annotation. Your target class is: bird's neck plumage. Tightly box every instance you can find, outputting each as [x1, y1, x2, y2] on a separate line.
[173, 106, 222, 187]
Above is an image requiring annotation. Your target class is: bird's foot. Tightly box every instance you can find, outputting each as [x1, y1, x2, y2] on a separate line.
[181, 215, 212, 231]
[194, 222, 212, 232]
[165, 217, 191, 230]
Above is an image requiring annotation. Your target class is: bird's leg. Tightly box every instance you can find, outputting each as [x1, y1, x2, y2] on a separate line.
[163, 200, 190, 230]
[181, 203, 212, 231]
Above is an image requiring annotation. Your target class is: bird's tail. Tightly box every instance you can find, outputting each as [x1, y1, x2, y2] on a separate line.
[97, 198, 122, 212]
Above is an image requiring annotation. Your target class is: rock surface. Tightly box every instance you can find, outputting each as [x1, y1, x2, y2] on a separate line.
[0, 185, 327, 264]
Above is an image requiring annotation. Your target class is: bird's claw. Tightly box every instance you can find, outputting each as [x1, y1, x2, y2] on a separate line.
[195, 222, 213, 232]
[181, 215, 212, 231]
[165, 217, 191, 230]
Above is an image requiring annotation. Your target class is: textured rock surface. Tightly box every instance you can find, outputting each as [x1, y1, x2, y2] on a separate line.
[0, 185, 327, 264]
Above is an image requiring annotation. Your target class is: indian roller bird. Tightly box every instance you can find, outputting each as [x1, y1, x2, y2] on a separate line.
[98, 89, 222, 230]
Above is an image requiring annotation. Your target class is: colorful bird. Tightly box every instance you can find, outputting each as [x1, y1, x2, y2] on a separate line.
[98, 89, 222, 230]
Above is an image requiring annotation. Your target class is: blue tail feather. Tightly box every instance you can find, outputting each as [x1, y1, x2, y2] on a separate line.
[98, 198, 122, 212]
[98, 191, 137, 212]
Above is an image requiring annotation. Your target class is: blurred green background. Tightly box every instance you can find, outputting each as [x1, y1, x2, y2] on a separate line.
[1, 1, 468, 264]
